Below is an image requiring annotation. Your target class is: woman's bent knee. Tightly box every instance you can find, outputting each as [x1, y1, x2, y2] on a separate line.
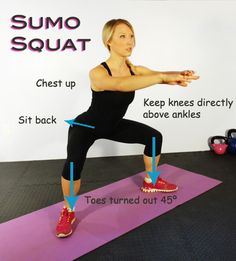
[61, 161, 82, 181]
[144, 129, 163, 156]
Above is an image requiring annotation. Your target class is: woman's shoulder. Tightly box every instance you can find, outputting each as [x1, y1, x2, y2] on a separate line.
[89, 63, 109, 92]
[89, 63, 108, 78]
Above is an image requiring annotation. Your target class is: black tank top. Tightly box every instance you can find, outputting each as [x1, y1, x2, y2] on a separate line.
[75, 62, 135, 134]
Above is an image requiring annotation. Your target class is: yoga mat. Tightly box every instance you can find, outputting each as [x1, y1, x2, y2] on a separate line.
[0, 164, 222, 261]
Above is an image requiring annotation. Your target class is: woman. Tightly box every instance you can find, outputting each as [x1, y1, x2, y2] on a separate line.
[56, 19, 199, 238]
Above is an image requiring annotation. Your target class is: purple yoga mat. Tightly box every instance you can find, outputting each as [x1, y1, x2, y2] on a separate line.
[0, 164, 222, 261]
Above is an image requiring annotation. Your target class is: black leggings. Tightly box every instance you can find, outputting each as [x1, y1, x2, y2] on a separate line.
[62, 118, 162, 180]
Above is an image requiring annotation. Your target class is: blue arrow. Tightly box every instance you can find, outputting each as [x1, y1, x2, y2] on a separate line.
[64, 162, 80, 210]
[65, 119, 95, 129]
[147, 137, 161, 185]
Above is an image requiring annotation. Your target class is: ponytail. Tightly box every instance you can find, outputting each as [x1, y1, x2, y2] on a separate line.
[126, 59, 138, 75]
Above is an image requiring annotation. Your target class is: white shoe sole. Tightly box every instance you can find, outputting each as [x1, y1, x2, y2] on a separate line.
[140, 187, 178, 193]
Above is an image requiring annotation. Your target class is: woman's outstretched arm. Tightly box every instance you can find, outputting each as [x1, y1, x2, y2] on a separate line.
[134, 65, 199, 87]
[89, 65, 199, 92]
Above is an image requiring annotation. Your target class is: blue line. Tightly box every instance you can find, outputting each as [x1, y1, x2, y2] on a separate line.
[75, 122, 95, 129]
[65, 119, 95, 129]
[152, 137, 156, 172]
[70, 162, 74, 196]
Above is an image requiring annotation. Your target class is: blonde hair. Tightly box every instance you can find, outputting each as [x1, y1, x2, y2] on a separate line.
[102, 19, 137, 74]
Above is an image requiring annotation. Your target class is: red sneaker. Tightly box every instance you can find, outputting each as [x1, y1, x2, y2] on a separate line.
[141, 176, 178, 193]
[56, 207, 76, 238]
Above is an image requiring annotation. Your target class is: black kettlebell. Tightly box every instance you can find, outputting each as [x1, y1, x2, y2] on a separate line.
[227, 129, 236, 154]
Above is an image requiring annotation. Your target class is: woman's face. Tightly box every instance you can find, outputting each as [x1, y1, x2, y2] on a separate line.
[108, 23, 135, 57]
